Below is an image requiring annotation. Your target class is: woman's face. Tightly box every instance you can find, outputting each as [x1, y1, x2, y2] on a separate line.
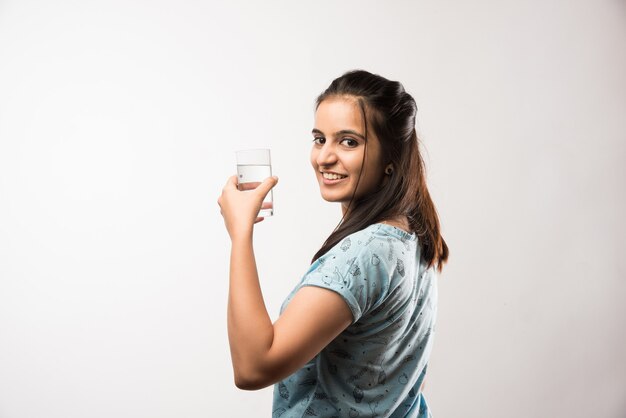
[310, 96, 386, 213]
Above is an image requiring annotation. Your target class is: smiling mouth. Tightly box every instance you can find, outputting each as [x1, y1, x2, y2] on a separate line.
[321, 172, 348, 180]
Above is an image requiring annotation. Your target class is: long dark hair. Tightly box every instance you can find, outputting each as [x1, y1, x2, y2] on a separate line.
[311, 70, 449, 272]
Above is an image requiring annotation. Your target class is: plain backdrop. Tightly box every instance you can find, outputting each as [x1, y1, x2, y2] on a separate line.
[1, 0, 625, 417]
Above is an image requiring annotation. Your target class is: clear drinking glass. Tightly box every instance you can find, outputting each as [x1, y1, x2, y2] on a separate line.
[235, 148, 273, 217]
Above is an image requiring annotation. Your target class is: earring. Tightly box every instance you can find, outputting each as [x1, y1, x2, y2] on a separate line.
[385, 166, 393, 175]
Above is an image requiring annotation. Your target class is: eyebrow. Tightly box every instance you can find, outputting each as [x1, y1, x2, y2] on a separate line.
[311, 128, 365, 140]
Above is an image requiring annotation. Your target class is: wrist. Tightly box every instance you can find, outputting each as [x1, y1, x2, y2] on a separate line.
[230, 227, 253, 243]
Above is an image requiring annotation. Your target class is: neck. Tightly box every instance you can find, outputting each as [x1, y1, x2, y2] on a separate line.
[341, 203, 349, 217]
[380, 215, 410, 233]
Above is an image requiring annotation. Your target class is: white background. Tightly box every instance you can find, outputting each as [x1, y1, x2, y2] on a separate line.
[1, 1, 625, 417]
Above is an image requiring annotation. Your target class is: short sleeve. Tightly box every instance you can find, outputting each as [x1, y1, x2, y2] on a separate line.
[300, 233, 391, 323]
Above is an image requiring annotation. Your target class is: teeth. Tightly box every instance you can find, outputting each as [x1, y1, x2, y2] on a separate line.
[322, 172, 347, 180]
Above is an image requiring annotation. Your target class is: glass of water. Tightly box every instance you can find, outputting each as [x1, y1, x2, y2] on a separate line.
[235, 148, 273, 217]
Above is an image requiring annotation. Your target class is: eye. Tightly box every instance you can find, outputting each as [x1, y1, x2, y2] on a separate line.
[313, 137, 325, 145]
[341, 138, 359, 147]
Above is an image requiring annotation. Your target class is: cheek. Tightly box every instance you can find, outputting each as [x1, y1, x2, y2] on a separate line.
[348, 153, 367, 176]
[361, 160, 383, 186]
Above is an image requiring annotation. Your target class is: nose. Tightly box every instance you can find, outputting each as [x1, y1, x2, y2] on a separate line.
[316, 142, 337, 167]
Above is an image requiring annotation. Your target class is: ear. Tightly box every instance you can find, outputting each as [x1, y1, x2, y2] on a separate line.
[384, 164, 394, 175]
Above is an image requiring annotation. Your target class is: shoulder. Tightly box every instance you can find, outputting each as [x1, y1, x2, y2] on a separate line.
[329, 224, 385, 253]
[318, 224, 415, 274]
[303, 225, 396, 322]
[329, 223, 416, 253]
[319, 224, 385, 262]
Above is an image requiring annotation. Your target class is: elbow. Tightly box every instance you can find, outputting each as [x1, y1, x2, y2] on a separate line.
[233, 368, 273, 391]
[234, 376, 264, 391]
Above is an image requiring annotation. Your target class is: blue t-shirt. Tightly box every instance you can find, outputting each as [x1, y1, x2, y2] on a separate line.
[272, 223, 438, 418]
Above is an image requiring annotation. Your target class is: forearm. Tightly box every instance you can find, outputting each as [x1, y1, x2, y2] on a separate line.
[227, 231, 274, 385]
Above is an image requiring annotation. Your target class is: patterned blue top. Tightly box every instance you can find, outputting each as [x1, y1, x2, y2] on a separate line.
[272, 223, 438, 418]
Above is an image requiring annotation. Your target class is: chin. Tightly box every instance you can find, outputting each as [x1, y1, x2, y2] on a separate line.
[319, 190, 345, 203]
[319, 192, 339, 202]
[316, 179, 354, 203]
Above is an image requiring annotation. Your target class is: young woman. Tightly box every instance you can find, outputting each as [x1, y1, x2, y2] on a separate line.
[218, 70, 448, 417]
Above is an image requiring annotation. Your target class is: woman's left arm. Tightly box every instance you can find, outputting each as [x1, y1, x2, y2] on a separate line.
[218, 175, 276, 387]
[227, 230, 275, 388]
[218, 175, 352, 390]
